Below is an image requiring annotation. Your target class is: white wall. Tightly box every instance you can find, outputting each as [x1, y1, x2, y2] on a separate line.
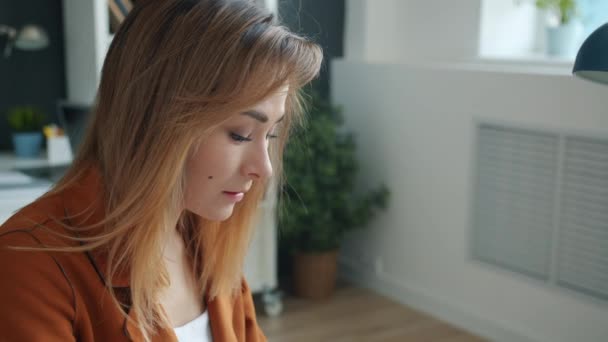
[333, 60, 608, 342]
[63, 0, 111, 104]
[344, 0, 480, 63]
[333, 1, 608, 341]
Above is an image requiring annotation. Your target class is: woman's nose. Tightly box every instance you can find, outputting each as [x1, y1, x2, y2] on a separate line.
[244, 145, 273, 181]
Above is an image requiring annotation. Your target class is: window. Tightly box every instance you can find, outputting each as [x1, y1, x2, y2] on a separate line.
[579, 0, 608, 36]
[479, 0, 608, 62]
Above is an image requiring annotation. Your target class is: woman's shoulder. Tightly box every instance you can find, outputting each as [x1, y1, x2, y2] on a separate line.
[0, 190, 83, 315]
[0, 190, 84, 288]
[0, 190, 77, 278]
[0, 211, 78, 340]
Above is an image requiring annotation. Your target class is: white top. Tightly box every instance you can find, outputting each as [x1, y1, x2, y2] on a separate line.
[173, 310, 213, 342]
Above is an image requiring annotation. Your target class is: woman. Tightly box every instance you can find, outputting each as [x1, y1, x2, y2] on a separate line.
[0, 0, 322, 341]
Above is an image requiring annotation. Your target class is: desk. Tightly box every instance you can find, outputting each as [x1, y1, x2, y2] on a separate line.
[0, 151, 69, 223]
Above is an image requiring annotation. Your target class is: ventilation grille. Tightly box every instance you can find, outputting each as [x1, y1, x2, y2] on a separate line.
[558, 137, 608, 300]
[472, 123, 608, 302]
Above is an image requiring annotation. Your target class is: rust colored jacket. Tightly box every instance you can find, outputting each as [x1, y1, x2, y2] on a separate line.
[0, 166, 267, 341]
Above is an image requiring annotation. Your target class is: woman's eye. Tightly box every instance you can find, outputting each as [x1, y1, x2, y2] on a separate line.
[230, 131, 278, 142]
[230, 132, 252, 142]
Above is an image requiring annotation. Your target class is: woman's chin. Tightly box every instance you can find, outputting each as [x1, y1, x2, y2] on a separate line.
[193, 207, 235, 222]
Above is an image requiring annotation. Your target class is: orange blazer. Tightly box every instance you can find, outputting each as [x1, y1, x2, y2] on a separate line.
[0, 166, 267, 341]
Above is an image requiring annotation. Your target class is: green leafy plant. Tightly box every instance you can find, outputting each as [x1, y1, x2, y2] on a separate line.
[278, 92, 390, 253]
[6, 105, 46, 133]
[535, 0, 578, 25]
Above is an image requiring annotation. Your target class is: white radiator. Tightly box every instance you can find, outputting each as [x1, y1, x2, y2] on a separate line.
[472, 122, 608, 302]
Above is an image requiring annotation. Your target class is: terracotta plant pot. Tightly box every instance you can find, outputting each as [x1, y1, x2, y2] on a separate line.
[292, 249, 338, 299]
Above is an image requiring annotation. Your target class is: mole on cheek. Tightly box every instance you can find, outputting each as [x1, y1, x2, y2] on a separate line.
[208, 176, 213, 179]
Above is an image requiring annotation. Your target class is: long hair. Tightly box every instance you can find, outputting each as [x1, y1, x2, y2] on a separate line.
[44, 0, 322, 339]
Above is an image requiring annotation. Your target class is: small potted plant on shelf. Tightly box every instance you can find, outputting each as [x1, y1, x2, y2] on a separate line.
[6, 105, 46, 158]
[535, 0, 582, 57]
[279, 91, 390, 300]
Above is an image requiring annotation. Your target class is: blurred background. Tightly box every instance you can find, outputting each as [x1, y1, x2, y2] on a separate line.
[1, 1, 608, 341]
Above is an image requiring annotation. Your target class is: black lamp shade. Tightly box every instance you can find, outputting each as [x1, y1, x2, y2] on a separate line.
[573, 23, 608, 85]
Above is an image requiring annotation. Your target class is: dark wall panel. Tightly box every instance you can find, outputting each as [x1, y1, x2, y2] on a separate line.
[277, 0, 345, 278]
[279, 0, 344, 99]
[0, 0, 65, 150]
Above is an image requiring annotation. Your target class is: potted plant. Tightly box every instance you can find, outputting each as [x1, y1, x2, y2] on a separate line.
[279, 92, 390, 299]
[535, 0, 582, 57]
[6, 105, 46, 158]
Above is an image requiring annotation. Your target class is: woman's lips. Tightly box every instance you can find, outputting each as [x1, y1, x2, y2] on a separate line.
[223, 191, 244, 202]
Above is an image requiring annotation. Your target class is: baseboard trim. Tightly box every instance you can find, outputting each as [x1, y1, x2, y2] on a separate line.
[338, 256, 542, 342]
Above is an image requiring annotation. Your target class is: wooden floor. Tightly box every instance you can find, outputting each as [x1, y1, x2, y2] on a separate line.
[256, 282, 487, 342]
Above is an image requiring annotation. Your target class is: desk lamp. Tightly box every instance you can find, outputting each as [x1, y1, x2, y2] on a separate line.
[573, 23, 608, 84]
[0, 24, 49, 58]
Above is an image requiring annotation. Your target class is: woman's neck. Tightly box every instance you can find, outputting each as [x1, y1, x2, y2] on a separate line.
[159, 228, 206, 327]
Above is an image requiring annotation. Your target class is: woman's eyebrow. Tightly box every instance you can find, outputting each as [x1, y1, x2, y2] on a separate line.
[241, 110, 285, 124]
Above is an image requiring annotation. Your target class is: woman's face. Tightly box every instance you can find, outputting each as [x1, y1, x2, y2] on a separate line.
[184, 87, 288, 221]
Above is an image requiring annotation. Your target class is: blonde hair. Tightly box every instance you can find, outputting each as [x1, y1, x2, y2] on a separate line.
[42, 0, 321, 339]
